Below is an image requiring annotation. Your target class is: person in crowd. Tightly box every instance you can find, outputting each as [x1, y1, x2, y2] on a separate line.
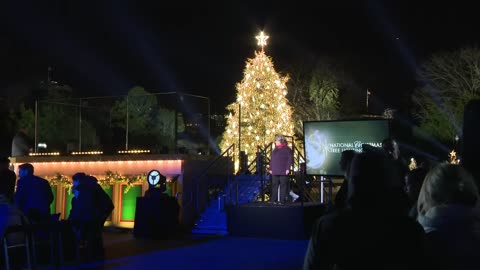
[14, 164, 56, 266]
[381, 137, 408, 189]
[334, 150, 356, 210]
[0, 189, 27, 270]
[417, 163, 480, 269]
[11, 128, 33, 157]
[268, 134, 293, 205]
[69, 172, 114, 262]
[0, 157, 16, 201]
[303, 151, 425, 270]
[380, 138, 411, 214]
[14, 163, 53, 222]
[461, 99, 480, 189]
[405, 167, 428, 219]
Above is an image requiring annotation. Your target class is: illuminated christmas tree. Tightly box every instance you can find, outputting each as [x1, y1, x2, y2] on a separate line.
[220, 31, 294, 167]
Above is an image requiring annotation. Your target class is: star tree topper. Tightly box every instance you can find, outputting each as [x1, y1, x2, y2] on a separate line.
[256, 31, 269, 51]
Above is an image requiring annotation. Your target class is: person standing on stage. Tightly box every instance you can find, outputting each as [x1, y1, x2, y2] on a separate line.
[269, 134, 293, 205]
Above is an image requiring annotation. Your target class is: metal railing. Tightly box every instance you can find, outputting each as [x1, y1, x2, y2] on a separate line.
[187, 140, 335, 218]
[190, 144, 235, 215]
[228, 139, 335, 205]
[32, 92, 211, 154]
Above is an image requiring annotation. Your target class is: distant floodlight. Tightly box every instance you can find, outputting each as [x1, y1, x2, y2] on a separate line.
[38, 143, 47, 149]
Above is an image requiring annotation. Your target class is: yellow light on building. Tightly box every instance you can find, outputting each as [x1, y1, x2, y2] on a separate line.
[117, 150, 151, 154]
[71, 151, 103, 155]
[29, 152, 60, 156]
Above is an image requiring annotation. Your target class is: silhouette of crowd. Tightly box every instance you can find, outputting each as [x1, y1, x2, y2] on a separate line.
[303, 100, 480, 270]
[0, 157, 182, 269]
[0, 162, 117, 269]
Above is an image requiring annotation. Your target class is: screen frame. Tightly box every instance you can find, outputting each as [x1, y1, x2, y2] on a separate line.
[302, 118, 391, 177]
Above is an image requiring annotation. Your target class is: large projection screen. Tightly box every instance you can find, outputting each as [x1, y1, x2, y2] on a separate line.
[303, 119, 390, 176]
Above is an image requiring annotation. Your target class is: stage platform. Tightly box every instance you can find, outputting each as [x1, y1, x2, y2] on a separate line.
[226, 202, 328, 240]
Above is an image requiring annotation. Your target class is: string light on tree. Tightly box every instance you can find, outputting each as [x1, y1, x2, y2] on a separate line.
[220, 31, 294, 169]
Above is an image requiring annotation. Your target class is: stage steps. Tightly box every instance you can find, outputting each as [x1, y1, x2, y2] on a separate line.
[192, 174, 265, 235]
[191, 197, 228, 235]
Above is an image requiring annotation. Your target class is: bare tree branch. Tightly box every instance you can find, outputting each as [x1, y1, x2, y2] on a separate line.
[413, 47, 480, 141]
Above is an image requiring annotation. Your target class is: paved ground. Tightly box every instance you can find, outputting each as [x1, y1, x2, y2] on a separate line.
[44, 230, 309, 270]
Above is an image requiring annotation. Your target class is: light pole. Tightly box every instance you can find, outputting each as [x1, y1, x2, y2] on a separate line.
[238, 103, 241, 158]
[366, 89, 371, 113]
[79, 98, 82, 152]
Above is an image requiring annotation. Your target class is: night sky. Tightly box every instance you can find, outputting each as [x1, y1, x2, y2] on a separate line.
[1, 1, 479, 115]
